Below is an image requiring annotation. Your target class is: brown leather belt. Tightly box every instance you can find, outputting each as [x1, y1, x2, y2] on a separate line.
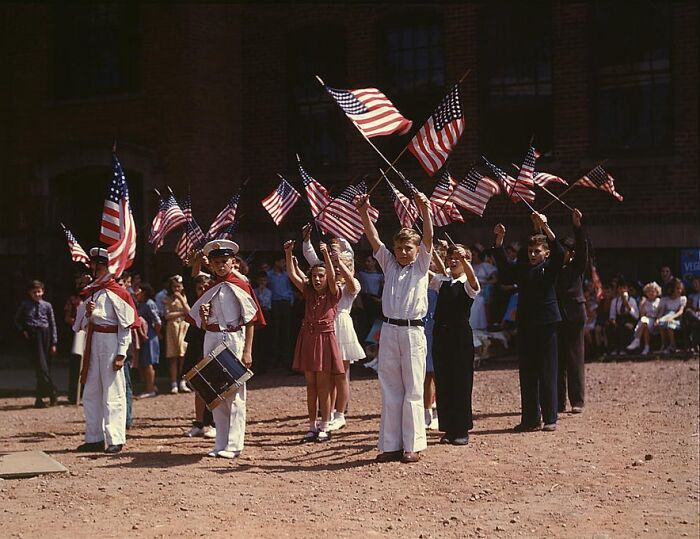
[205, 323, 242, 333]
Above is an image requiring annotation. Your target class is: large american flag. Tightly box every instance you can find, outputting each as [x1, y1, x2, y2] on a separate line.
[408, 84, 465, 176]
[429, 169, 464, 227]
[482, 156, 535, 204]
[100, 153, 136, 276]
[316, 181, 379, 243]
[576, 165, 623, 201]
[386, 179, 419, 229]
[298, 156, 332, 219]
[149, 191, 186, 251]
[325, 86, 412, 138]
[207, 193, 240, 239]
[452, 167, 501, 217]
[60, 223, 89, 267]
[262, 177, 301, 225]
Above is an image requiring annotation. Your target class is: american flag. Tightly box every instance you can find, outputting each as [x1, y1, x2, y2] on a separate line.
[512, 146, 539, 202]
[531, 171, 568, 187]
[408, 84, 465, 176]
[386, 179, 419, 229]
[482, 156, 535, 204]
[60, 223, 89, 267]
[325, 86, 412, 138]
[149, 191, 186, 251]
[429, 170, 464, 227]
[298, 156, 332, 219]
[100, 153, 136, 276]
[576, 165, 623, 201]
[207, 193, 240, 239]
[452, 167, 501, 217]
[175, 194, 206, 262]
[316, 182, 379, 243]
[262, 177, 301, 225]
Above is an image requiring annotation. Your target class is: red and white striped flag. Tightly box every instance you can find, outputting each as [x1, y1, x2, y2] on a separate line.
[533, 171, 567, 188]
[576, 165, 623, 201]
[60, 223, 90, 267]
[483, 156, 535, 204]
[316, 182, 379, 243]
[262, 177, 301, 225]
[149, 191, 186, 251]
[386, 179, 419, 228]
[429, 170, 463, 227]
[325, 86, 412, 138]
[100, 153, 136, 276]
[207, 193, 240, 239]
[452, 167, 501, 217]
[298, 156, 332, 220]
[408, 84, 465, 176]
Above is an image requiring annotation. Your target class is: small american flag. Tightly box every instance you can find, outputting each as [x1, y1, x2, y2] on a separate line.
[524, 170, 568, 188]
[175, 194, 206, 262]
[316, 182, 379, 243]
[577, 165, 623, 201]
[60, 223, 89, 267]
[452, 167, 501, 217]
[511, 146, 539, 202]
[386, 179, 419, 229]
[298, 156, 332, 220]
[262, 177, 301, 225]
[100, 153, 136, 276]
[149, 191, 186, 251]
[408, 84, 465, 176]
[429, 170, 463, 227]
[326, 86, 412, 138]
[482, 156, 535, 204]
[207, 193, 240, 239]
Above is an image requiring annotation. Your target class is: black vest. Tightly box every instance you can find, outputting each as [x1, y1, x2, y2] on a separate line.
[433, 278, 474, 328]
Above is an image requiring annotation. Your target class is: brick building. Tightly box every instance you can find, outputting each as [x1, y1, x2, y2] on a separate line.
[0, 2, 698, 347]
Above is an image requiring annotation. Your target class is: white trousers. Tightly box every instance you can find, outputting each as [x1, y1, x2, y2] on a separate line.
[83, 332, 126, 446]
[204, 331, 247, 454]
[377, 324, 427, 453]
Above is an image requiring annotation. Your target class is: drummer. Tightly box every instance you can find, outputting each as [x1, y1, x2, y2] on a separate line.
[187, 239, 265, 459]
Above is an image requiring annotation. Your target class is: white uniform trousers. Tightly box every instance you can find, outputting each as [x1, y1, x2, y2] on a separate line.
[204, 330, 247, 454]
[377, 324, 427, 453]
[83, 332, 126, 446]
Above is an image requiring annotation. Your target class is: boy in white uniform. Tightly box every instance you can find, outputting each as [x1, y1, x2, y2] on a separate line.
[355, 191, 433, 464]
[73, 248, 137, 454]
[187, 239, 263, 459]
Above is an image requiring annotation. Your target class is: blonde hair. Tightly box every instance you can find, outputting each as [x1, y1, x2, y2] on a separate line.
[393, 227, 421, 246]
[642, 281, 662, 297]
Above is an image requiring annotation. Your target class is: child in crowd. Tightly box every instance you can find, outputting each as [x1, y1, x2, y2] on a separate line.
[658, 278, 687, 353]
[594, 284, 613, 353]
[134, 283, 161, 398]
[286, 240, 342, 443]
[356, 190, 433, 464]
[14, 280, 58, 408]
[685, 277, 700, 351]
[493, 212, 564, 432]
[163, 275, 191, 394]
[626, 281, 661, 355]
[608, 278, 639, 355]
[252, 271, 272, 373]
[65, 273, 92, 404]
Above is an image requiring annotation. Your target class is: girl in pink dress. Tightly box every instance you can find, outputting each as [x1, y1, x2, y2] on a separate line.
[284, 240, 343, 443]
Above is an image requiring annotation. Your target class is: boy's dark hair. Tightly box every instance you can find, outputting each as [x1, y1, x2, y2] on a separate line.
[562, 236, 576, 250]
[139, 282, 155, 299]
[255, 271, 268, 280]
[193, 274, 210, 286]
[447, 243, 471, 262]
[29, 280, 45, 291]
[528, 234, 549, 248]
[235, 255, 249, 276]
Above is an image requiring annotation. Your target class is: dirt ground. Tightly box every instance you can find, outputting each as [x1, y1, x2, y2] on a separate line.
[1, 357, 698, 539]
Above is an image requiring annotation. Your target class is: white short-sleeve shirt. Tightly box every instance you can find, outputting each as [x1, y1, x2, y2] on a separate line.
[374, 242, 431, 320]
[429, 273, 481, 299]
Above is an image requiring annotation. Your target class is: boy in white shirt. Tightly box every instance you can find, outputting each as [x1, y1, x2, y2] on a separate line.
[608, 279, 639, 355]
[355, 190, 433, 464]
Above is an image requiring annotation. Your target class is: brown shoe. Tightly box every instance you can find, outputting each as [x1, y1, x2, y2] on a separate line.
[375, 450, 403, 463]
[401, 451, 421, 464]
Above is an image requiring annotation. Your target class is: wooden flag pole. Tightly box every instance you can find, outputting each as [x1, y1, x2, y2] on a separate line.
[538, 184, 574, 212]
[379, 169, 423, 233]
[541, 159, 607, 211]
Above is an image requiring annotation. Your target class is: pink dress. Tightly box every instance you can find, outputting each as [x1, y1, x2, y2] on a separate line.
[292, 286, 344, 374]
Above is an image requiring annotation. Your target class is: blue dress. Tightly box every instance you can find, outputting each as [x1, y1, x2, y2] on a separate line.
[138, 299, 161, 366]
[424, 287, 439, 373]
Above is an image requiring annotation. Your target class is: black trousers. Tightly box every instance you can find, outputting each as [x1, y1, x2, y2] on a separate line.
[270, 300, 293, 366]
[26, 327, 57, 400]
[557, 320, 585, 410]
[609, 314, 635, 352]
[432, 324, 474, 436]
[518, 323, 558, 426]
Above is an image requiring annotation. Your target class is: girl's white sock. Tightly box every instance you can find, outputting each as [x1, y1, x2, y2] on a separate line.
[309, 420, 318, 432]
[318, 421, 329, 432]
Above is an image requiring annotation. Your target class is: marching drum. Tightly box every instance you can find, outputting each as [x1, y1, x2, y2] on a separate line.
[183, 341, 254, 410]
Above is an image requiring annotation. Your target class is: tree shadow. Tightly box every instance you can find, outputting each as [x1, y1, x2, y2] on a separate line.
[99, 450, 207, 469]
[0, 402, 37, 411]
[473, 411, 519, 419]
[210, 455, 377, 474]
[471, 427, 522, 436]
[8, 431, 75, 443]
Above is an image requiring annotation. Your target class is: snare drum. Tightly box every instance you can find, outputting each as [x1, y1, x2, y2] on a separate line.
[183, 341, 254, 410]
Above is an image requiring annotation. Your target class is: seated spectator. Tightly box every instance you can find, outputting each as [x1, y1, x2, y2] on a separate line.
[685, 277, 700, 352]
[626, 282, 662, 355]
[659, 265, 675, 296]
[657, 278, 687, 353]
[594, 284, 613, 353]
[607, 278, 639, 355]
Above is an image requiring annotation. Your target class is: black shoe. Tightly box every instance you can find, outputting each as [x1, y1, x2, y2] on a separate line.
[105, 444, 123, 454]
[34, 399, 47, 409]
[512, 422, 542, 433]
[452, 434, 470, 445]
[49, 394, 58, 407]
[439, 434, 454, 444]
[77, 441, 105, 452]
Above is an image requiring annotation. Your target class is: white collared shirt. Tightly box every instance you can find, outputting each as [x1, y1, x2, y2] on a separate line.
[429, 273, 480, 299]
[374, 242, 431, 319]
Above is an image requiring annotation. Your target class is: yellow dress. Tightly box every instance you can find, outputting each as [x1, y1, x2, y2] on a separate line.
[163, 295, 189, 358]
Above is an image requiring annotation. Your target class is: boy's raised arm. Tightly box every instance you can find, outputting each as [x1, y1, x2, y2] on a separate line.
[414, 191, 433, 250]
[355, 194, 382, 254]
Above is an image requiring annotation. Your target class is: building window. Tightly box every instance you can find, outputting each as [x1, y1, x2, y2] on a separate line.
[53, 4, 139, 100]
[594, 1, 671, 153]
[479, 2, 552, 160]
[288, 25, 347, 171]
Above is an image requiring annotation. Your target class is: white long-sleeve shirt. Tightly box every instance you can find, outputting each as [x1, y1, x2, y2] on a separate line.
[73, 289, 132, 356]
[302, 238, 354, 266]
[609, 295, 639, 321]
